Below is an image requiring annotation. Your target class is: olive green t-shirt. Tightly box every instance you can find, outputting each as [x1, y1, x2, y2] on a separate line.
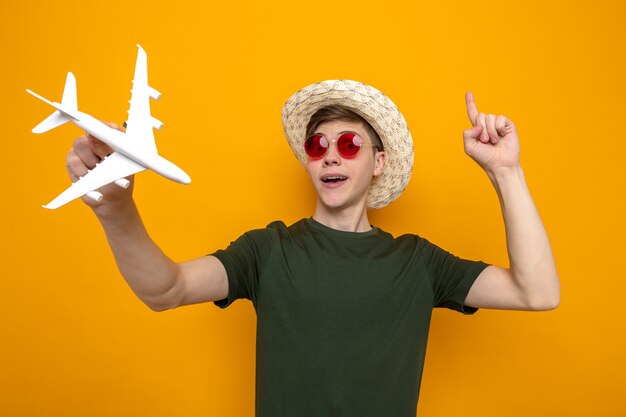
[212, 218, 488, 417]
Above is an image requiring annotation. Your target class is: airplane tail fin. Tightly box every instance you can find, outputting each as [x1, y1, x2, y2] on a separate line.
[60, 72, 77, 111]
[27, 72, 78, 134]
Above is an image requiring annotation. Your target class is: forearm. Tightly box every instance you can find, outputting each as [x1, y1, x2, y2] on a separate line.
[94, 201, 184, 311]
[488, 165, 560, 309]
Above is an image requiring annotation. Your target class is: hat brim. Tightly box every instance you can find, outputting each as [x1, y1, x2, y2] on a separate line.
[282, 80, 414, 209]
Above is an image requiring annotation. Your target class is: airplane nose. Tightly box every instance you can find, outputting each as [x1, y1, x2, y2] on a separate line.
[152, 155, 192, 184]
[178, 171, 192, 184]
[169, 165, 191, 184]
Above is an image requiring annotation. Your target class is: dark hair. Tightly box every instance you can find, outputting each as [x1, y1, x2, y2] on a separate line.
[305, 105, 384, 152]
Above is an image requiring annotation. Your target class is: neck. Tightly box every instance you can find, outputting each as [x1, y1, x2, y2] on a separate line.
[312, 203, 372, 232]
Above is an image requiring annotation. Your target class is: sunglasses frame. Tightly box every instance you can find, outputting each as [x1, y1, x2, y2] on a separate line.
[304, 132, 378, 160]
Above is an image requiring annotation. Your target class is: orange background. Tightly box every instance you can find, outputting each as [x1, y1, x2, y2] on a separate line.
[1, 1, 624, 416]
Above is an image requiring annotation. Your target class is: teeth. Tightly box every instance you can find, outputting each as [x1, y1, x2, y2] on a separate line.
[322, 176, 347, 183]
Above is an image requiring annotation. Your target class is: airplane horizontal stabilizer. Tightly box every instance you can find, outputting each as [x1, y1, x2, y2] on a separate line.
[32, 110, 70, 134]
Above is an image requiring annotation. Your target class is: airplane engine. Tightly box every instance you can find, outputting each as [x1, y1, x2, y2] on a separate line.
[115, 179, 130, 189]
[86, 191, 103, 203]
[148, 86, 162, 101]
[151, 117, 163, 131]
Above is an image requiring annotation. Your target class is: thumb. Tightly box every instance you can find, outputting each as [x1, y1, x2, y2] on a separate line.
[463, 124, 483, 142]
[85, 121, 120, 158]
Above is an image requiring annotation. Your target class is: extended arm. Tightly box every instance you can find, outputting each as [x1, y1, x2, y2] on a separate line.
[67, 129, 228, 311]
[461, 93, 560, 311]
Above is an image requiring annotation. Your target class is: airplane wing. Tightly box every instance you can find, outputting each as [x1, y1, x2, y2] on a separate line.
[125, 45, 159, 155]
[43, 152, 146, 209]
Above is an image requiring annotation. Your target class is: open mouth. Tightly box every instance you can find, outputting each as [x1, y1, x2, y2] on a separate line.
[321, 176, 348, 184]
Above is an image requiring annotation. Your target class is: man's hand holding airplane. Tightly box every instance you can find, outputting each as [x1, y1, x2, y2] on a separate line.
[27, 45, 190, 210]
[65, 123, 135, 211]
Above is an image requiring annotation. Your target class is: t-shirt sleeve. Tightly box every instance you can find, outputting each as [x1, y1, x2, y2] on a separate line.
[419, 238, 489, 315]
[210, 228, 274, 309]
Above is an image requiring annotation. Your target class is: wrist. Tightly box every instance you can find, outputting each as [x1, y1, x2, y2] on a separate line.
[486, 165, 524, 184]
[92, 197, 140, 228]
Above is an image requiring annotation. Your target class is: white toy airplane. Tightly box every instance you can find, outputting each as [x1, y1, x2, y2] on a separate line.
[26, 44, 191, 209]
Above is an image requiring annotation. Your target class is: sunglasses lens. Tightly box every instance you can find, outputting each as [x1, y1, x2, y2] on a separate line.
[337, 133, 362, 158]
[304, 134, 328, 159]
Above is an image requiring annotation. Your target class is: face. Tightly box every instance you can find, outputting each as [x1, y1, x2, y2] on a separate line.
[304, 120, 385, 213]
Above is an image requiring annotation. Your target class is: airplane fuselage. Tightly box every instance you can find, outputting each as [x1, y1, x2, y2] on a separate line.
[71, 111, 191, 184]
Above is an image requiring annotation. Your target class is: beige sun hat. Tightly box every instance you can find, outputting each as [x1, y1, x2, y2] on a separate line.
[282, 80, 414, 209]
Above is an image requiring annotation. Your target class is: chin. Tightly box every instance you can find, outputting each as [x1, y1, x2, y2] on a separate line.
[317, 194, 365, 212]
[318, 198, 345, 211]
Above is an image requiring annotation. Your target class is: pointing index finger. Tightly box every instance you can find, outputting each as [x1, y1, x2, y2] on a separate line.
[465, 91, 479, 126]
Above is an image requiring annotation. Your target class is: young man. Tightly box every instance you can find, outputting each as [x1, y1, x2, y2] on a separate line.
[66, 80, 559, 416]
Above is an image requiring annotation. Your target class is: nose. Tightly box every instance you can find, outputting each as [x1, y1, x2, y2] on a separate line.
[322, 141, 342, 166]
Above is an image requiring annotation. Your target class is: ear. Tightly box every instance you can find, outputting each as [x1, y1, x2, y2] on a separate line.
[373, 151, 385, 177]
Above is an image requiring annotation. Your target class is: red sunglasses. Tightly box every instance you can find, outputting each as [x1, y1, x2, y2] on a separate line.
[304, 132, 377, 159]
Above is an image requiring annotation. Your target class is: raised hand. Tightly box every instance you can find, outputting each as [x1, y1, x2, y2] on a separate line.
[461, 93, 560, 311]
[463, 92, 520, 173]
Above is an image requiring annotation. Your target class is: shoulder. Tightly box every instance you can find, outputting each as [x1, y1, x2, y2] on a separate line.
[383, 233, 461, 265]
[395, 234, 448, 255]
[239, 219, 308, 244]
[391, 231, 429, 250]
